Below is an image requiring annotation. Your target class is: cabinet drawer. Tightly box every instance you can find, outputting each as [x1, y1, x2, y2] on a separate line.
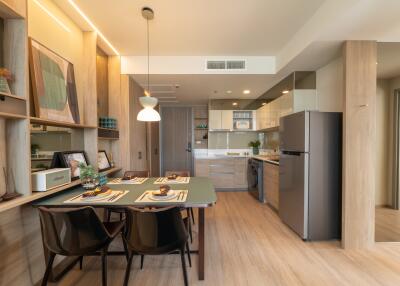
[209, 173, 235, 188]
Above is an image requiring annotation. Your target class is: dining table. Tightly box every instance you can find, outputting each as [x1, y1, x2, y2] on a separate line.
[32, 176, 217, 282]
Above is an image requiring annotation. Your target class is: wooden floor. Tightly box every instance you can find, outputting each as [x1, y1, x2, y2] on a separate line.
[376, 207, 400, 242]
[52, 192, 400, 286]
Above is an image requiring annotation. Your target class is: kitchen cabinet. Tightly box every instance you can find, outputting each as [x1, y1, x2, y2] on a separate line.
[194, 157, 248, 189]
[256, 89, 317, 130]
[209, 110, 233, 130]
[263, 162, 279, 210]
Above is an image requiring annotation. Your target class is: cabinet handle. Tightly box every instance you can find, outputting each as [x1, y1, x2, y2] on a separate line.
[138, 151, 142, 159]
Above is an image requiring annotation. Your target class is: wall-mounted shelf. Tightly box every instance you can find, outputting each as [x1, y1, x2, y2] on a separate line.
[98, 127, 119, 140]
[30, 117, 97, 129]
[0, 167, 122, 214]
[0, 111, 27, 119]
[0, 92, 26, 101]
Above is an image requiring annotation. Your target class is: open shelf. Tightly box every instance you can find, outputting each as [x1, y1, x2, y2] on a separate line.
[30, 117, 97, 129]
[98, 127, 119, 140]
[0, 91, 26, 101]
[0, 111, 26, 119]
[0, 167, 122, 213]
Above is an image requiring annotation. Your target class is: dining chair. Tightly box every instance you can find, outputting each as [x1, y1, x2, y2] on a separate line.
[123, 206, 191, 286]
[38, 206, 127, 286]
[107, 170, 150, 222]
[165, 170, 195, 230]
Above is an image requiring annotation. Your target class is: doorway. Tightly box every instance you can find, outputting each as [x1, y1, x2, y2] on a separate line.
[160, 107, 193, 175]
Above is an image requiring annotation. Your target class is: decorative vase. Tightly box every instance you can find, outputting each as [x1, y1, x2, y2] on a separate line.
[81, 177, 98, 190]
[0, 76, 11, 94]
[253, 147, 259, 155]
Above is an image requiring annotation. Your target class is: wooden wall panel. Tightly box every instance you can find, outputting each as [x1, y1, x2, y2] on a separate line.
[118, 74, 131, 173]
[147, 110, 160, 177]
[342, 41, 377, 249]
[96, 47, 108, 118]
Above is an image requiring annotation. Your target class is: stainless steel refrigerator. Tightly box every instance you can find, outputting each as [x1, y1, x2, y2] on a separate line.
[279, 111, 342, 240]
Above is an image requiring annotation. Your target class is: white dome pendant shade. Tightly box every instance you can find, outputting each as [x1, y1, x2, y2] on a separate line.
[137, 96, 161, 122]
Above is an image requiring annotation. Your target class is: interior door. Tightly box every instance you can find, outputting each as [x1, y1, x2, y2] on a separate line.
[161, 107, 193, 175]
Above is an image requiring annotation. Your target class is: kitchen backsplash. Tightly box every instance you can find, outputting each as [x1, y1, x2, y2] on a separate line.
[208, 131, 279, 150]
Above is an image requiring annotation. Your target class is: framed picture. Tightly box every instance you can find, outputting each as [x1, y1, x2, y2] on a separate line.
[60, 151, 89, 180]
[98, 150, 111, 172]
[29, 38, 80, 124]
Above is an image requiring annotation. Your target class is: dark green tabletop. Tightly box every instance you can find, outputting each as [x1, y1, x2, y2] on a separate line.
[32, 177, 217, 208]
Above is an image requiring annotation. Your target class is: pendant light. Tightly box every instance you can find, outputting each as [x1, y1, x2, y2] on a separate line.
[137, 7, 161, 122]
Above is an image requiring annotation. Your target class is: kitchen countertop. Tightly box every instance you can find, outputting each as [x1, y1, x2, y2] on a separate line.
[194, 153, 280, 165]
[252, 155, 280, 166]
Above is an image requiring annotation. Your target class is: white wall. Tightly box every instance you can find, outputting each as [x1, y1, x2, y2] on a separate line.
[316, 56, 343, 112]
[376, 79, 390, 206]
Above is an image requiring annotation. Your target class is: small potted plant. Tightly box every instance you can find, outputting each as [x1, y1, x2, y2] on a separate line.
[0, 68, 12, 94]
[79, 163, 99, 190]
[249, 140, 261, 155]
[31, 144, 40, 156]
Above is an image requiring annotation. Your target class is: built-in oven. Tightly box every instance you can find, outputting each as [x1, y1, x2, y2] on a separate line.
[247, 158, 265, 202]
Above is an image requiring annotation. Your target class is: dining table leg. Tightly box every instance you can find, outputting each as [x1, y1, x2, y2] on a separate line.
[198, 207, 205, 280]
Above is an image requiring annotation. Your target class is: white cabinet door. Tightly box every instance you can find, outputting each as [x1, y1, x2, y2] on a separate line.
[221, 110, 233, 130]
[209, 110, 222, 130]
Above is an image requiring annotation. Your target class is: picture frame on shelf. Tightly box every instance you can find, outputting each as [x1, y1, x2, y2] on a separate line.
[51, 151, 89, 180]
[98, 150, 111, 172]
[28, 38, 80, 124]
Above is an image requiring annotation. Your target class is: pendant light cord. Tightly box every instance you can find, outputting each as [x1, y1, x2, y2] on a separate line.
[147, 17, 150, 96]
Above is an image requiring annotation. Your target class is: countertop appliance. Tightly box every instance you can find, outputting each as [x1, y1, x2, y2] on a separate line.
[247, 158, 265, 202]
[32, 168, 71, 192]
[279, 111, 342, 240]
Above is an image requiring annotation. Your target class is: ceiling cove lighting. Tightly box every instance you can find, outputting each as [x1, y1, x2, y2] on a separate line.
[137, 7, 161, 122]
[68, 0, 119, 55]
[34, 0, 71, 32]
[243, 90, 250, 94]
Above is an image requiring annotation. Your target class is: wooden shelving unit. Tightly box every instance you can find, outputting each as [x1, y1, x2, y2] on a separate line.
[0, 91, 26, 101]
[193, 106, 209, 149]
[98, 127, 119, 140]
[0, 111, 26, 119]
[30, 117, 97, 129]
[0, 167, 122, 213]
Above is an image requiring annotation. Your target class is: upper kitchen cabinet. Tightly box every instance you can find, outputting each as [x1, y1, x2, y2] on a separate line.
[209, 110, 233, 131]
[255, 71, 317, 131]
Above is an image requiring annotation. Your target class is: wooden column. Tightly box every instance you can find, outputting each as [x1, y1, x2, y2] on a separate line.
[342, 41, 377, 249]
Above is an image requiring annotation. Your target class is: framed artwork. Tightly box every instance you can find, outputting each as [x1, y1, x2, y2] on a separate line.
[60, 151, 89, 180]
[98, 150, 111, 172]
[29, 38, 80, 124]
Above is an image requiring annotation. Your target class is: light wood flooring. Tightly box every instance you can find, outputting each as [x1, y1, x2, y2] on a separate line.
[52, 192, 400, 286]
[376, 207, 400, 242]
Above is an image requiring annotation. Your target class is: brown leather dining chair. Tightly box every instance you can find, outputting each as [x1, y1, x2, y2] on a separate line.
[123, 206, 191, 286]
[38, 206, 127, 286]
[107, 170, 150, 222]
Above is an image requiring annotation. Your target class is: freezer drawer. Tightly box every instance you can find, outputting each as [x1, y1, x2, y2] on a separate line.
[279, 152, 309, 239]
[279, 111, 309, 152]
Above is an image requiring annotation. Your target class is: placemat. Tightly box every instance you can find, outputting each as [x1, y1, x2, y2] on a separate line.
[108, 177, 148, 185]
[135, 190, 188, 203]
[153, 177, 190, 184]
[64, 190, 128, 204]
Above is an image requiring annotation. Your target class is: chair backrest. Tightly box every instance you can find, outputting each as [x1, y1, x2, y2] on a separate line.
[164, 170, 190, 177]
[124, 206, 188, 254]
[38, 207, 111, 256]
[124, 170, 150, 178]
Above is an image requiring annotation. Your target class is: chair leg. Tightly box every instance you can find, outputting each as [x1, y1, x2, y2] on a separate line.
[189, 219, 193, 244]
[123, 252, 134, 286]
[101, 246, 108, 286]
[121, 234, 129, 261]
[186, 242, 192, 267]
[119, 212, 123, 221]
[179, 248, 189, 286]
[41, 252, 56, 286]
[79, 256, 83, 270]
[190, 208, 195, 225]
[140, 254, 144, 269]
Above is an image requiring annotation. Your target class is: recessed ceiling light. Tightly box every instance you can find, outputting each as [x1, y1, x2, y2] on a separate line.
[282, 90, 289, 94]
[226, 90, 232, 94]
[243, 90, 250, 94]
[213, 90, 218, 94]
[232, 102, 238, 106]
[261, 102, 266, 106]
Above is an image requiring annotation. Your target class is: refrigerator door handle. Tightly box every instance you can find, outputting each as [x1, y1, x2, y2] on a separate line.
[282, 150, 302, 156]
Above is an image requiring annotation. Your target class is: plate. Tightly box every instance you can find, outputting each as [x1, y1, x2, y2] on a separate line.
[149, 190, 177, 201]
[81, 190, 114, 201]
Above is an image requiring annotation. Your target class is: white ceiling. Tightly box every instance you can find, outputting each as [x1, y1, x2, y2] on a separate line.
[131, 74, 279, 105]
[55, 0, 325, 56]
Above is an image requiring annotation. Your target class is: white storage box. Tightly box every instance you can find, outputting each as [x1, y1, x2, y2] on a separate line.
[32, 168, 71, 192]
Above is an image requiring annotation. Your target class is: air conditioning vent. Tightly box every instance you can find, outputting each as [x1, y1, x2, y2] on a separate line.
[206, 60, 246, 70]
[206, 61, 226, 70]
[226, 60, 246, 70]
